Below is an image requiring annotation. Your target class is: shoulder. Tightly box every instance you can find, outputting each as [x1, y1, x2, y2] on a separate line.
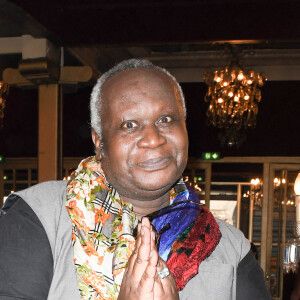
[14, 180, 70, 254]
[14, 180, 68, 221]
[15, 180, 68, 203]
[217, 218, 248, 242]
[216, 218, 250, 263]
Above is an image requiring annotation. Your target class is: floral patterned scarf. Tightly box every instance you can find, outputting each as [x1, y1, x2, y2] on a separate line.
[66, 156, 221, 299]
[66, 156, 138, 300]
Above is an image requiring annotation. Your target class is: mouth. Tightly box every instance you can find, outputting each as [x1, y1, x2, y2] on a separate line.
[136, 157, 171, 170]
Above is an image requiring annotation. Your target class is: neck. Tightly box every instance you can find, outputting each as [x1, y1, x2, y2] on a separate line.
[121, 192, 171, 220]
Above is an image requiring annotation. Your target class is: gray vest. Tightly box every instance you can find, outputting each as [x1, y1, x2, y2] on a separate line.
[17, 181, 250, 300]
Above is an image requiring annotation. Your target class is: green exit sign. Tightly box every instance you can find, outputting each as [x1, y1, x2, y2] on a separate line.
[0, 155, 4, 163]
[202, 152, 220, 160]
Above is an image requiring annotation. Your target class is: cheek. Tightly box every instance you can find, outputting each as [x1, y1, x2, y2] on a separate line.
[171, 131, 188, 159]
[103, 138, 134, 167]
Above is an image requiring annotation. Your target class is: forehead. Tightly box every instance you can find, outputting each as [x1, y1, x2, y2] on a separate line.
[101, 68, 180, 108]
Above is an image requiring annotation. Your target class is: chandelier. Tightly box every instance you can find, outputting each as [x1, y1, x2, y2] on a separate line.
[204, 49, 266, 146]
[0, 81, 9, 129]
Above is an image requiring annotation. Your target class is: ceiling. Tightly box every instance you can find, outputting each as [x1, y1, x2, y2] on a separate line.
[2, 0, 300, 80]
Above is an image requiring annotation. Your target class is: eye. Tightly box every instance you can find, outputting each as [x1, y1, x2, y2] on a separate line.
[157, 115, 173, 124]
[121, 120, 138, 129]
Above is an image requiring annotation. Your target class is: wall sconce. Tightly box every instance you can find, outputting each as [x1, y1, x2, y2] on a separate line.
[250, 178, 263, 208]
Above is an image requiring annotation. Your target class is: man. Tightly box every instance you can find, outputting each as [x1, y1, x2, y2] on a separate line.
[0, 59, 270, 299]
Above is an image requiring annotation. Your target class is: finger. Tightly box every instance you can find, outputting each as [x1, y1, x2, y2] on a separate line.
[131, 221, 152, 281]
[137, 218, 152, 262]
[150, 227, 156, 251]
[137, 244, 158, 295]
[127, 223, 142, 273]
[124, 218, 153, 285]
[157, 257, 168, 272]
[141, 216, 151, 230]
[153, 259, 165, 298]
[155, 258, 178, 296]
[157, 258, 175, 284]
[123, 224, 147, 290]
[154, 274, 164, 298]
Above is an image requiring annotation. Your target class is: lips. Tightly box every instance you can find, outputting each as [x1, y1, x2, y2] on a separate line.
[136, 157, 171, 170]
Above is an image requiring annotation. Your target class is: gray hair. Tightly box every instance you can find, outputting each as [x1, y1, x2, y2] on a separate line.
[90, 59, 186, 138]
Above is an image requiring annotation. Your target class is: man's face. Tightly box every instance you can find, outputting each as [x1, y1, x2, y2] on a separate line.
[93, 68, 188, 201]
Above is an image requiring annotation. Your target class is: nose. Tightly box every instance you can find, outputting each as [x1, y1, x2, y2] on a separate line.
[137, 125, 167, 148]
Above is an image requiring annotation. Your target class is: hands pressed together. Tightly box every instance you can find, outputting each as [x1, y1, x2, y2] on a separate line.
[118, 217, 179, 300]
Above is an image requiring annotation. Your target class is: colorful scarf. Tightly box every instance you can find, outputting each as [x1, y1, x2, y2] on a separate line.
[151, 183, 222, 290]
[66, 156, 138, 300]
[66, 156, 221, 299]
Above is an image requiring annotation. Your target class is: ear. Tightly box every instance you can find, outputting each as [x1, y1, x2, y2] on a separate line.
[91, 128, 102, 160]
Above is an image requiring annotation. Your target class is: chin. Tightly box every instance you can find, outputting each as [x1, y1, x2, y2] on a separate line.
[137, 174, 179, 193]
[133, 162, 182, 188]
[134, 185, 174, 201]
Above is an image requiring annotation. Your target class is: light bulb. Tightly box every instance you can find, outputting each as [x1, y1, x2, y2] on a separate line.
[294, 173, 300, 195]
[237, 72, 244, 80]
[228, 91, 233, 97]
[218, 98, 223, 103]
[244, 95, 250, 100]
[295, 173, 300, 223]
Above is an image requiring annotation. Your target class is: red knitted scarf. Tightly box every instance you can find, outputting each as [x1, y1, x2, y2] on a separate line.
[166, 206, 221, 290]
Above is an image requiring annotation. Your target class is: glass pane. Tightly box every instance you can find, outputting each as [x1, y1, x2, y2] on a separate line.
[3, 169, 13, 181]
[15, 183, 29, 191]
[211, 163, 263, 232]
[269, 170, 285, 297]
[210, 184, 237, 226]
[3, 183, 13, 197]
[270, 170, 299, 299]
[31, 168, 38, 181]
[183, 168, 205, 205]
[240, 184, 251, 239]
[16, 169, 28, 181]
[253, 208, 262, 244]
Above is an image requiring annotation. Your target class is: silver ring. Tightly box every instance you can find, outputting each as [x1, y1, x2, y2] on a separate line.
[158, 267, 170, 279]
